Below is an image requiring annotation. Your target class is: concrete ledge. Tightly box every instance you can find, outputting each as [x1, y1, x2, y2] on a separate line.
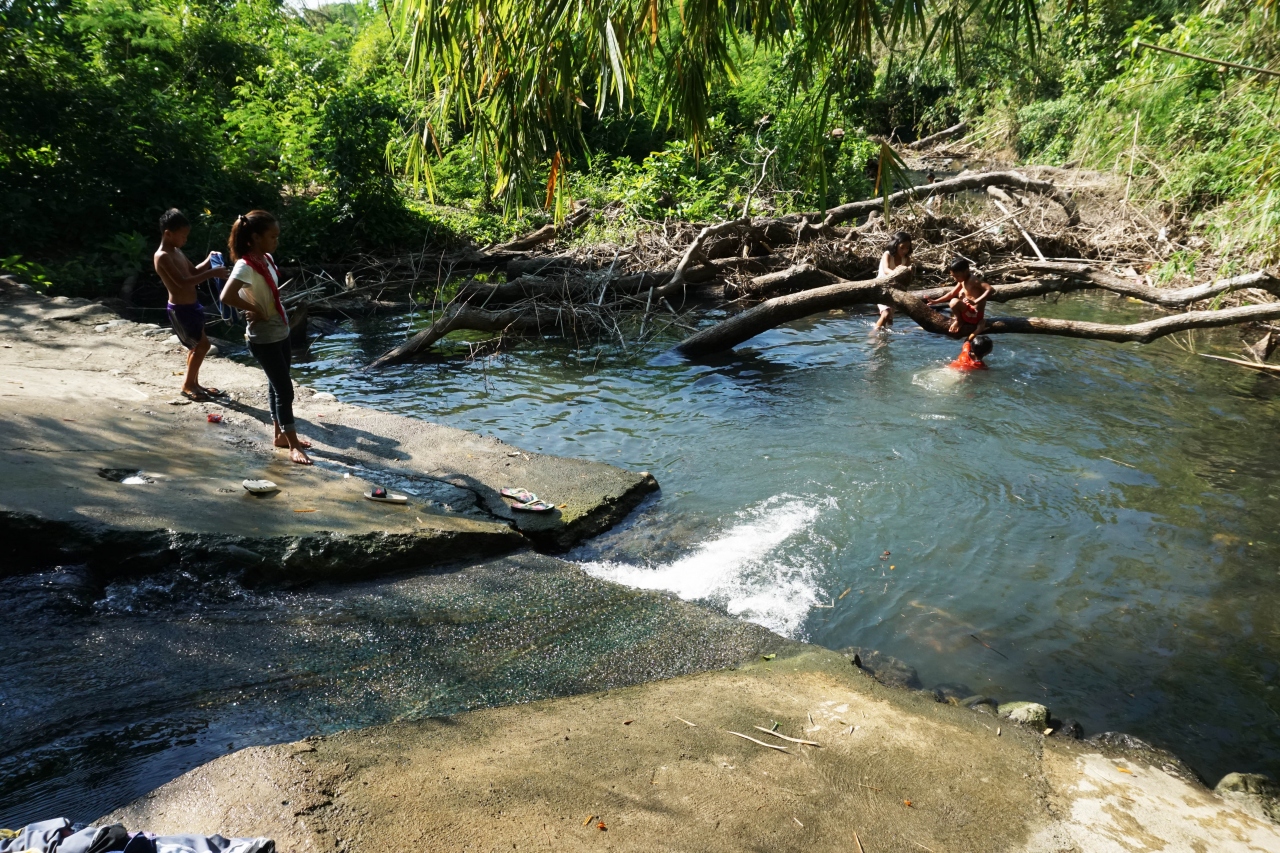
[104, 648, 1280, 852]
[0, 285, 656, 577]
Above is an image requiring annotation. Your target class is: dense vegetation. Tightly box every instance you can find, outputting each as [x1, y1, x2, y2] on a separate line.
[1, 0, 1276, 296]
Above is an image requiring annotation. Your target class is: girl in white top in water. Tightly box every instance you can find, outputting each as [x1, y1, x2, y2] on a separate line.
[218, 210, 312, 465]
[874, 231, 913, 331]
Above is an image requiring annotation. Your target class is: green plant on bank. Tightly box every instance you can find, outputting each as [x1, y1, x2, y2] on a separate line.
[0, 256, 54, 291]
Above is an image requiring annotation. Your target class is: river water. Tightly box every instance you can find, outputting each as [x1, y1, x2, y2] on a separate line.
[296, 294, 1280, 781]
[3, 292, 1279, 824]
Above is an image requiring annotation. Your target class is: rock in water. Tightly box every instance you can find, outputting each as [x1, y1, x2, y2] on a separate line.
[838, 646, 922, 690]
[960, 695, 999, 714]
[1050, 719, 1084, 739]
[998, 701, 1050, 728]
[934, 683, 975, 705]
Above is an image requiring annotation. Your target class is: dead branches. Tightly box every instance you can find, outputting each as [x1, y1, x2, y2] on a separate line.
[488, 201, 595, 253]
[792, 170, 1081, 233]
[905, 121, 969, 150]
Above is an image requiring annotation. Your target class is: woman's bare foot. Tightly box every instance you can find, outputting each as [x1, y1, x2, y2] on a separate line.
[275, 434, 313, 448]
[289, 446, 312, 465]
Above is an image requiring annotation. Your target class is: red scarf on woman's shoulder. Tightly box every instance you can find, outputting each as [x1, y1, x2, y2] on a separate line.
[243, 252, 287, 322]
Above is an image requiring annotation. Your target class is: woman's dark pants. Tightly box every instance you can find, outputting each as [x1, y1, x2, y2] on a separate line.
[248, 338, 295, 432]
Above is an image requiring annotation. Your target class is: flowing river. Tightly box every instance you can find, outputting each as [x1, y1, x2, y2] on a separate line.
[3, 293, 1278, 823]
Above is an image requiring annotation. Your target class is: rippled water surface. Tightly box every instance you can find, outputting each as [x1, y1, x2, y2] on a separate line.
[297, 295, 1280, 782]
[4, 293, 1279, 825]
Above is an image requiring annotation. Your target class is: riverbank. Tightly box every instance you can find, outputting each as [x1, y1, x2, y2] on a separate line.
[0, 278, 657, 580]
[106, 646, 1280, 852]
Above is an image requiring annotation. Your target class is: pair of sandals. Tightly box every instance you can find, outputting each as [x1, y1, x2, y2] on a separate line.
[182, 387, 228, 403]
[244, 481, 411, 504]
[500, 487, 555, 513]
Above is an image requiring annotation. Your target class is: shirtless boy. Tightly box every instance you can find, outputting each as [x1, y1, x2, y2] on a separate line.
[153, 208, 230, 401]
[927, 257, 992, 336]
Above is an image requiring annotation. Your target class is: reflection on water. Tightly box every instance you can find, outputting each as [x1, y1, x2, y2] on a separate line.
[4, 293, 1279, 824]
[294, 294, 1280, 785]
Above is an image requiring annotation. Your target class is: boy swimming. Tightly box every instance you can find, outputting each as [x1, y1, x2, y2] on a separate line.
[153, 208, 230, 401]
[927, 257, 992, 336]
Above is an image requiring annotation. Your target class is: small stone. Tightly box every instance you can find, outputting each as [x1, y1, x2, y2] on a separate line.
[142, 327, 169, 337]
[960, 695, 998, 711]
[167, 335, 180, 345]
[312, 392, 337, 402]
[207, 344, 219, 358]
[998, 701, 1050, 728]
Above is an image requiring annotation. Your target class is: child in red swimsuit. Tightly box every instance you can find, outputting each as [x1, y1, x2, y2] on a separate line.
[951, 334, 993, 370]
[927, 257, 992, 336]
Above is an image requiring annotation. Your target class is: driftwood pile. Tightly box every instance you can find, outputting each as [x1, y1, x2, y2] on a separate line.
[303, 164, 1280, 369]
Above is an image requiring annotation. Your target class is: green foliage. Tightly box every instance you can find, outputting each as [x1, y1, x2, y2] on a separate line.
[995, 4, 1280, 262]
[0, 0, 440, 294]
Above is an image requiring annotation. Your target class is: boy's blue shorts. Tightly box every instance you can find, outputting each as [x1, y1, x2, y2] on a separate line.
[167, 301, 206, 349]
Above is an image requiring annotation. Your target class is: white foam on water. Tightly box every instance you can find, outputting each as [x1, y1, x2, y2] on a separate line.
[578, 496, 829, 637]
[911, 366, 966, 394]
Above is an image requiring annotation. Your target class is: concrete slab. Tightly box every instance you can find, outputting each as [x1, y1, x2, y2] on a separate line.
[105, 647, 1280, 852]
[0, 284, 656, 577]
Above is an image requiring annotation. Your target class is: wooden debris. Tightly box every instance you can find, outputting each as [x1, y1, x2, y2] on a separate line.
[754, 726, 820, 746]
[1200, 353, 1280, 374]
[727, 731, 789, 751]
[675, 716, 698, 727]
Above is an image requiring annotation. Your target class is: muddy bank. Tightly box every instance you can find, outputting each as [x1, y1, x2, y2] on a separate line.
[0, 281, 656, 582]
[106, 647, 1280, 852]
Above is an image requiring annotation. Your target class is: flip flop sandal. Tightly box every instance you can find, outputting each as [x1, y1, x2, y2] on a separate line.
[511, 499, 555, 512]
[202, 387, 228, 397]
[366, 487, 408, 503]
[182, 389, 215, 403]
[501, 487, 537, 503]
[242, 479, 279, 494]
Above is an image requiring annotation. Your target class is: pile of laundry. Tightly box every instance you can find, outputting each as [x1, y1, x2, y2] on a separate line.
[0, 819, 273, 853]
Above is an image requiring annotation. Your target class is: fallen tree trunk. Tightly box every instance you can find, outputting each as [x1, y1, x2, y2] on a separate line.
[487, 202, 595, 253]
[905, 121, 969, 150]
[368, 304, 554, 368]
[673, 268, 911, 357]
[1016, 262, 1280, 306]
[674, 265, 1280, 357]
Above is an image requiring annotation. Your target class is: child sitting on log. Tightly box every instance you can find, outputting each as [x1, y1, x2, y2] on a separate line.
[927, 257, 992, 336]
[874, 231, 914, 331]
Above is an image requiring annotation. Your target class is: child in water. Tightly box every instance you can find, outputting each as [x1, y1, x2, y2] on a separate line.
[951, 334, 993, 370]
[874, 231, 913, 331]
[928, 257, 991, 336]
[218, 210, 312, 465]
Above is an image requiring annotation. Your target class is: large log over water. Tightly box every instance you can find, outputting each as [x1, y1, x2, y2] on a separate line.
[674, 266, 1280, 357]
